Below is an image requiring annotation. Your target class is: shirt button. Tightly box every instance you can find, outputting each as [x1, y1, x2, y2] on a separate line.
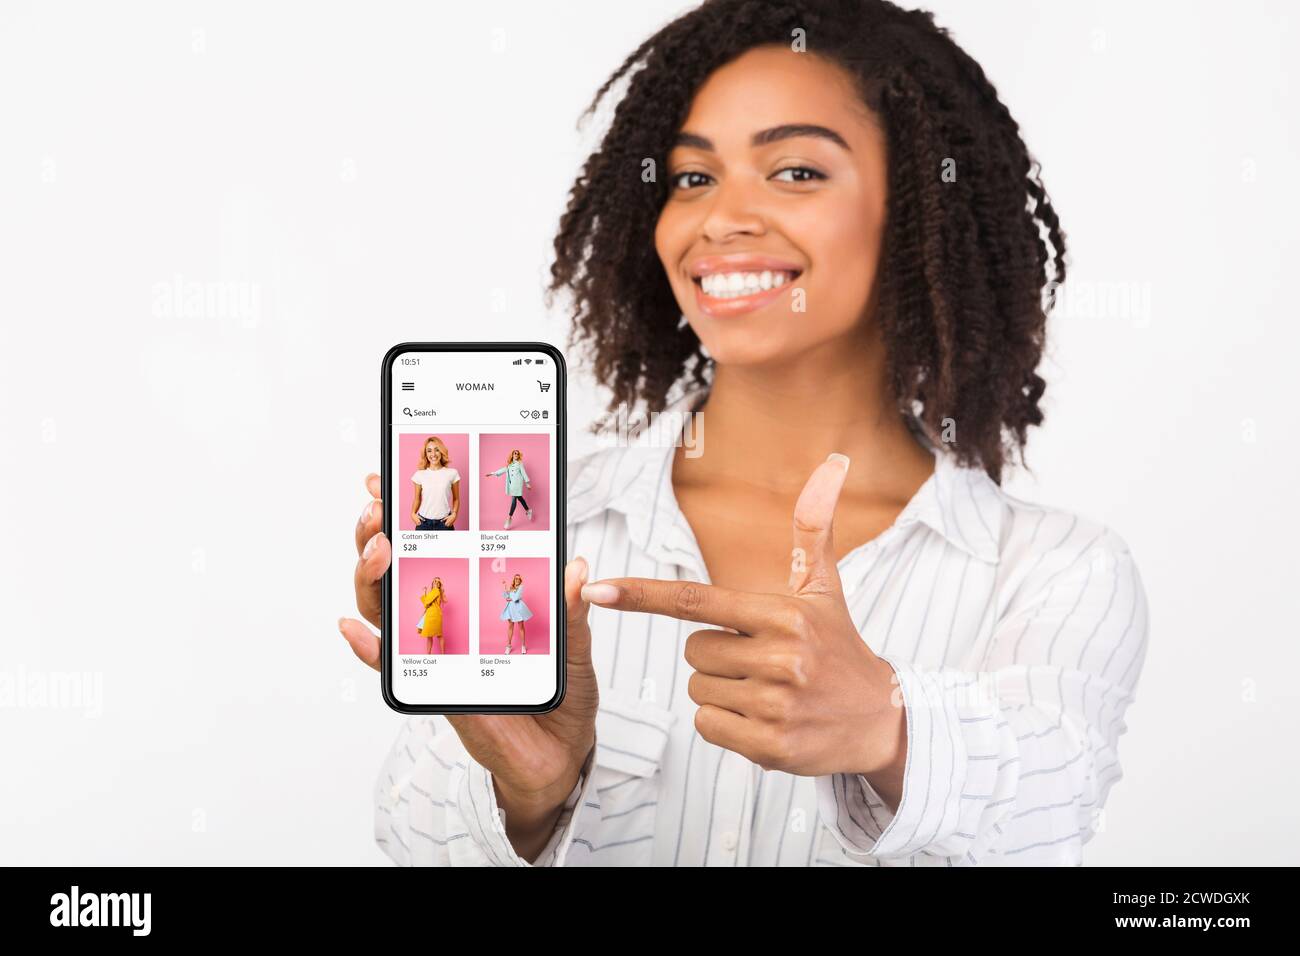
[720, 830, 738, 852]
[389, 784, 401, 801]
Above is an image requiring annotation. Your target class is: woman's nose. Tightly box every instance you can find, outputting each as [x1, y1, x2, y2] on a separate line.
[699, 177, 767, 244]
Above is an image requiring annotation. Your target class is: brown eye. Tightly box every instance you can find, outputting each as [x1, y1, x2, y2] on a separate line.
[671, 170, 714, 191]
[771, 166, 826, 183]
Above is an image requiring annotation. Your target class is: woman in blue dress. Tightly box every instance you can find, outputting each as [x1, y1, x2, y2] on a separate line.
[499, 573, 534, 654]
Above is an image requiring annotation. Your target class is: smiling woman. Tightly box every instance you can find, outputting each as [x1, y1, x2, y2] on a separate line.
[551, 0, 1061, 480]
[656, 63, 889, 350]
[346, 0, 1148, 868]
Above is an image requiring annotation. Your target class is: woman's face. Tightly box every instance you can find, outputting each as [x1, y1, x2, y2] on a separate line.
[654, 45, 889, 367]
[426, 441, 442, 465]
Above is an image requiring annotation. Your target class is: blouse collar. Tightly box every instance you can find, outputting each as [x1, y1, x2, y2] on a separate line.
[567, 386, 1004, 577]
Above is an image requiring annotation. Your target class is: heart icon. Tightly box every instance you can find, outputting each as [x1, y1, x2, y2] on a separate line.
[520, 409, 529, 418]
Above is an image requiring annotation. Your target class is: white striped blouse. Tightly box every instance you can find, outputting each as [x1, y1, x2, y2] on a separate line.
[374, 388, 1150, 866]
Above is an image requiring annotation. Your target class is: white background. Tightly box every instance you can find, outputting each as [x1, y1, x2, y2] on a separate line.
[1, 1, 1295, 865]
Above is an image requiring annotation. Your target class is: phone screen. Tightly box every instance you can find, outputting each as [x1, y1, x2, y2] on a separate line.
[381, 343, 565, 713]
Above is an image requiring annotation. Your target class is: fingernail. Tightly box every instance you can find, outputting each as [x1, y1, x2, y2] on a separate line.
[580, 582, 619, 604]
[362, 532, 381, 558]
[337, 617, 347, 634]
[360, 500, 374, 525]
[826, 452, 850, 471]
[567, 557, 589, 581]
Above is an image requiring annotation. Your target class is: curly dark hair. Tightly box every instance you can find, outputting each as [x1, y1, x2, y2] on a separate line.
[547, 0, 1066, 482]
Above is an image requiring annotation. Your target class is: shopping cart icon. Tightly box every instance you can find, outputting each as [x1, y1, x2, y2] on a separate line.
[537, 381, 551, 392]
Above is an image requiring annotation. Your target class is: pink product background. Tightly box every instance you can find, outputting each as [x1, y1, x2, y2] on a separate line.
[397, 432, 471, 532]
[478, 556, 551, 654]
[397, 557, 470, 654]
[478, 433, 551, 531]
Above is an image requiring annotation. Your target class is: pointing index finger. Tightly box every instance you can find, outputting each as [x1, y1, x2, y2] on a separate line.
[580, 576, 785, 634]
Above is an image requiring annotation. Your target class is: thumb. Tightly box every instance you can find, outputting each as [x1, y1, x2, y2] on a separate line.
[564, 557, 594, 666]
[788, 453, 850, 596]
[338, 617, 381, 672]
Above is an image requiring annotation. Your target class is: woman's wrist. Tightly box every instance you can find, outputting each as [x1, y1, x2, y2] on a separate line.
[493, 774, 579, 860]
[849, 656, 907, 811]
[859, 715, 906, 812]
[494, 738, 590, 823]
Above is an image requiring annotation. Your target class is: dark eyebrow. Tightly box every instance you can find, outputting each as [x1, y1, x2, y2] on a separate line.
[673, 131, 714, 150]
[672, 124, 851, 152]
[753, 124, 851, 150]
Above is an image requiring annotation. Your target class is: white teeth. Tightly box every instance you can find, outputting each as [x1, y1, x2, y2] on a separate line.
[699, 270, 796, 299]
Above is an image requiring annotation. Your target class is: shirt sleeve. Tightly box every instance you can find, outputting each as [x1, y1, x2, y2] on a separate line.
[520, 463, 530, 483]
[816, 529, 1149, 865]
[375, 717, 597, 866]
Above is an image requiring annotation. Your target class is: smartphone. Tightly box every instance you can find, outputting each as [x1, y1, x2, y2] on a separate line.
[380, 342, 566, 714]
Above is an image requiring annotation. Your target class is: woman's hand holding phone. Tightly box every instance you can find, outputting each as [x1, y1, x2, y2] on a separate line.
[340, 472, 598, 862]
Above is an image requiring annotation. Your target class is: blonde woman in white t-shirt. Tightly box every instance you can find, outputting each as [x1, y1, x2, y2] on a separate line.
[410, 437, 460, 531]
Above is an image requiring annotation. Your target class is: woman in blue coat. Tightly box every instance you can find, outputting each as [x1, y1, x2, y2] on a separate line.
[499, 573, 534, 654]
[485, 449, 533, 530]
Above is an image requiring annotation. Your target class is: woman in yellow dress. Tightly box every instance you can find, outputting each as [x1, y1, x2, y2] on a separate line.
[418, 577, 445, 655]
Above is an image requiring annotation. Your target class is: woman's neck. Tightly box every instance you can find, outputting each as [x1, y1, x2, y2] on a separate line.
[680, 330, 934, 502]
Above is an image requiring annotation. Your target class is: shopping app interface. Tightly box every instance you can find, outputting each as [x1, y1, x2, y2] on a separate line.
[390, 349, 558, 706]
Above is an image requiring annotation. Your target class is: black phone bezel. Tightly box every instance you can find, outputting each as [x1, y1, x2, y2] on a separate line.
[379, 341, 566, 715]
